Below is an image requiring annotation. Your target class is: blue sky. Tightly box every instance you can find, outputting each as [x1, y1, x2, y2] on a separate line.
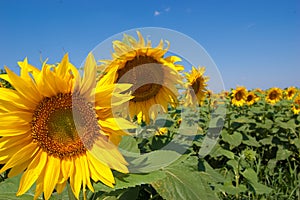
[0, 0, 299, 90]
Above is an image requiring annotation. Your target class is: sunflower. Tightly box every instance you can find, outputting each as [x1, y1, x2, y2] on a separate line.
[231, 86, 247, 106]
[246, 91, 259, 106]
[185, 66, 209, 105]
[292, 95, 300, 114]
[100, 31, 183, 124]
[0, 53, 134, 200]
[155, 127, 168, 136]
[285, 86, 298, 100]
[254, 88, 264, 94]
[265, 87, 282, 104]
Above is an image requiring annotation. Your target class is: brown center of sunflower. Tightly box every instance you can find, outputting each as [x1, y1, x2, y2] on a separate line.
[288, 90, 295, 98]
[117, 55, 164, 102]
[247, 94, 254, 102]
[191, 77, 203, 93]
[235, 91, 244, 101]
[31, 93, 100, 158]
[269, 91, 279, 100]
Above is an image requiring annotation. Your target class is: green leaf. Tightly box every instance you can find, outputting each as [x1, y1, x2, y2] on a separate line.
[267, 159, 277, 172]
[198, 137, 218, 158]
[221, 130, 243, 148]
[0, 174, 42, 200]
[242, 168, 272, 195]
[221, 183, 247, 195]
[209, 144, 235, 159]
[117, 187, 139, 200]
[152, 156, 219, 200]
[128, 150, 181, 173]
[293, 137, 300, 149]
[259, 136, 273, 145]
[201, 160, 225, 183]
[242, 134, 260, 147]
[119, 136, 140, 157]
[93, 170, 166, 192]
[227, 160, 239, 172]
[276, 146, 292, 161]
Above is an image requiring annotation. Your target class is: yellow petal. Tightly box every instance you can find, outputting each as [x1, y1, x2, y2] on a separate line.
[43, 156, 60, 200]
[17, 150, 47, 195]
[90, 137, 128, 173]
[80, 53, 97, 99]
[86, 151, 115, 186]
[70, 157, 83, 199]
[4, 67, 42, 104]
[0, 142, 38, 173]
[56, 181, 67, 194]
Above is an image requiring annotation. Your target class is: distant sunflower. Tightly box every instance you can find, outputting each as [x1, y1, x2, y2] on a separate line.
[292, 95, 300, 114]
[100, 31, 183, 124]
[0, 53, 134, 200]
[185, 66, 209, 105]
[155, 127, 168, 136]
[285, 86, 297, 100]
[246, 92, 259, 106]
[254, 88, 264, 94]
[266, 87, 282, 104]
[231, 86, 247, 106]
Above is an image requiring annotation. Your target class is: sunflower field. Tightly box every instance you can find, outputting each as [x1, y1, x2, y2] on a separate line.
[0, 32, 300, 200]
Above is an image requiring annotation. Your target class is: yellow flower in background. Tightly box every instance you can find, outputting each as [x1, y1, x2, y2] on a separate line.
[246, 91, 260, 106]
[100, 31, 183, 124]
[0, 54, 134, 200]
[231, 86, 247, 106]
[292, 95, 300, 114]
[254, 88, 264, 94]
[266, 87, 282, 104]
[155, 127, 168, 136]
[285, 86, 297, 100]
[185, 66, 209, 105]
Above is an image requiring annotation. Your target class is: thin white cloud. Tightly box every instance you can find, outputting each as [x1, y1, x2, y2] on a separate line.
[154, 10, 161, 16]
[246, 23, 256, 29]
[154, 7, 170, 16]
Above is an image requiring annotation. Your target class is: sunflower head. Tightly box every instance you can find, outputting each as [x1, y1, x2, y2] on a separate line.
[266, 87, 282, 104]
[231, 86, 247, 106]
[185, 66, 209, 106]
[254, 88, 264, 94]
[246, 91, 260, 106]
[292, 95, 300, 114]
[155, 127, 168, 136]
[285, 86, 298, 100]
[100, 31, 184, 124]
[0, 53, 134, 199]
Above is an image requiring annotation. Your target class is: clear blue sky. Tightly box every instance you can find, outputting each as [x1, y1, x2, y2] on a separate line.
[0, 0, 299, 90]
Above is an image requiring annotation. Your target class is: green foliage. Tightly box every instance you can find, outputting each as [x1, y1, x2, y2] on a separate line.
[0, 69, 13, 89]
[0, 90, 299, 199]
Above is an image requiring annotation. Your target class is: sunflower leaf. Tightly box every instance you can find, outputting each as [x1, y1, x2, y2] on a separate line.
[151, 156, 219, 200]
[0, 174, 42, 200]
[128, 150, 181, 173]
[93, 170, 166, 192]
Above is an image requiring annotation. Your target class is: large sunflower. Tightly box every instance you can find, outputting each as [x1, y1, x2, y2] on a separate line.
[231, 86, 247, 107]
[246, 91, 259, 106]
[185, 66, 209, 106]
[265, 87, 282, 104]
[292, 95, 300, 114]
[0, 53, 134, 199]
[285, 86, 297, 100]
[100, 31, 183, 124]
